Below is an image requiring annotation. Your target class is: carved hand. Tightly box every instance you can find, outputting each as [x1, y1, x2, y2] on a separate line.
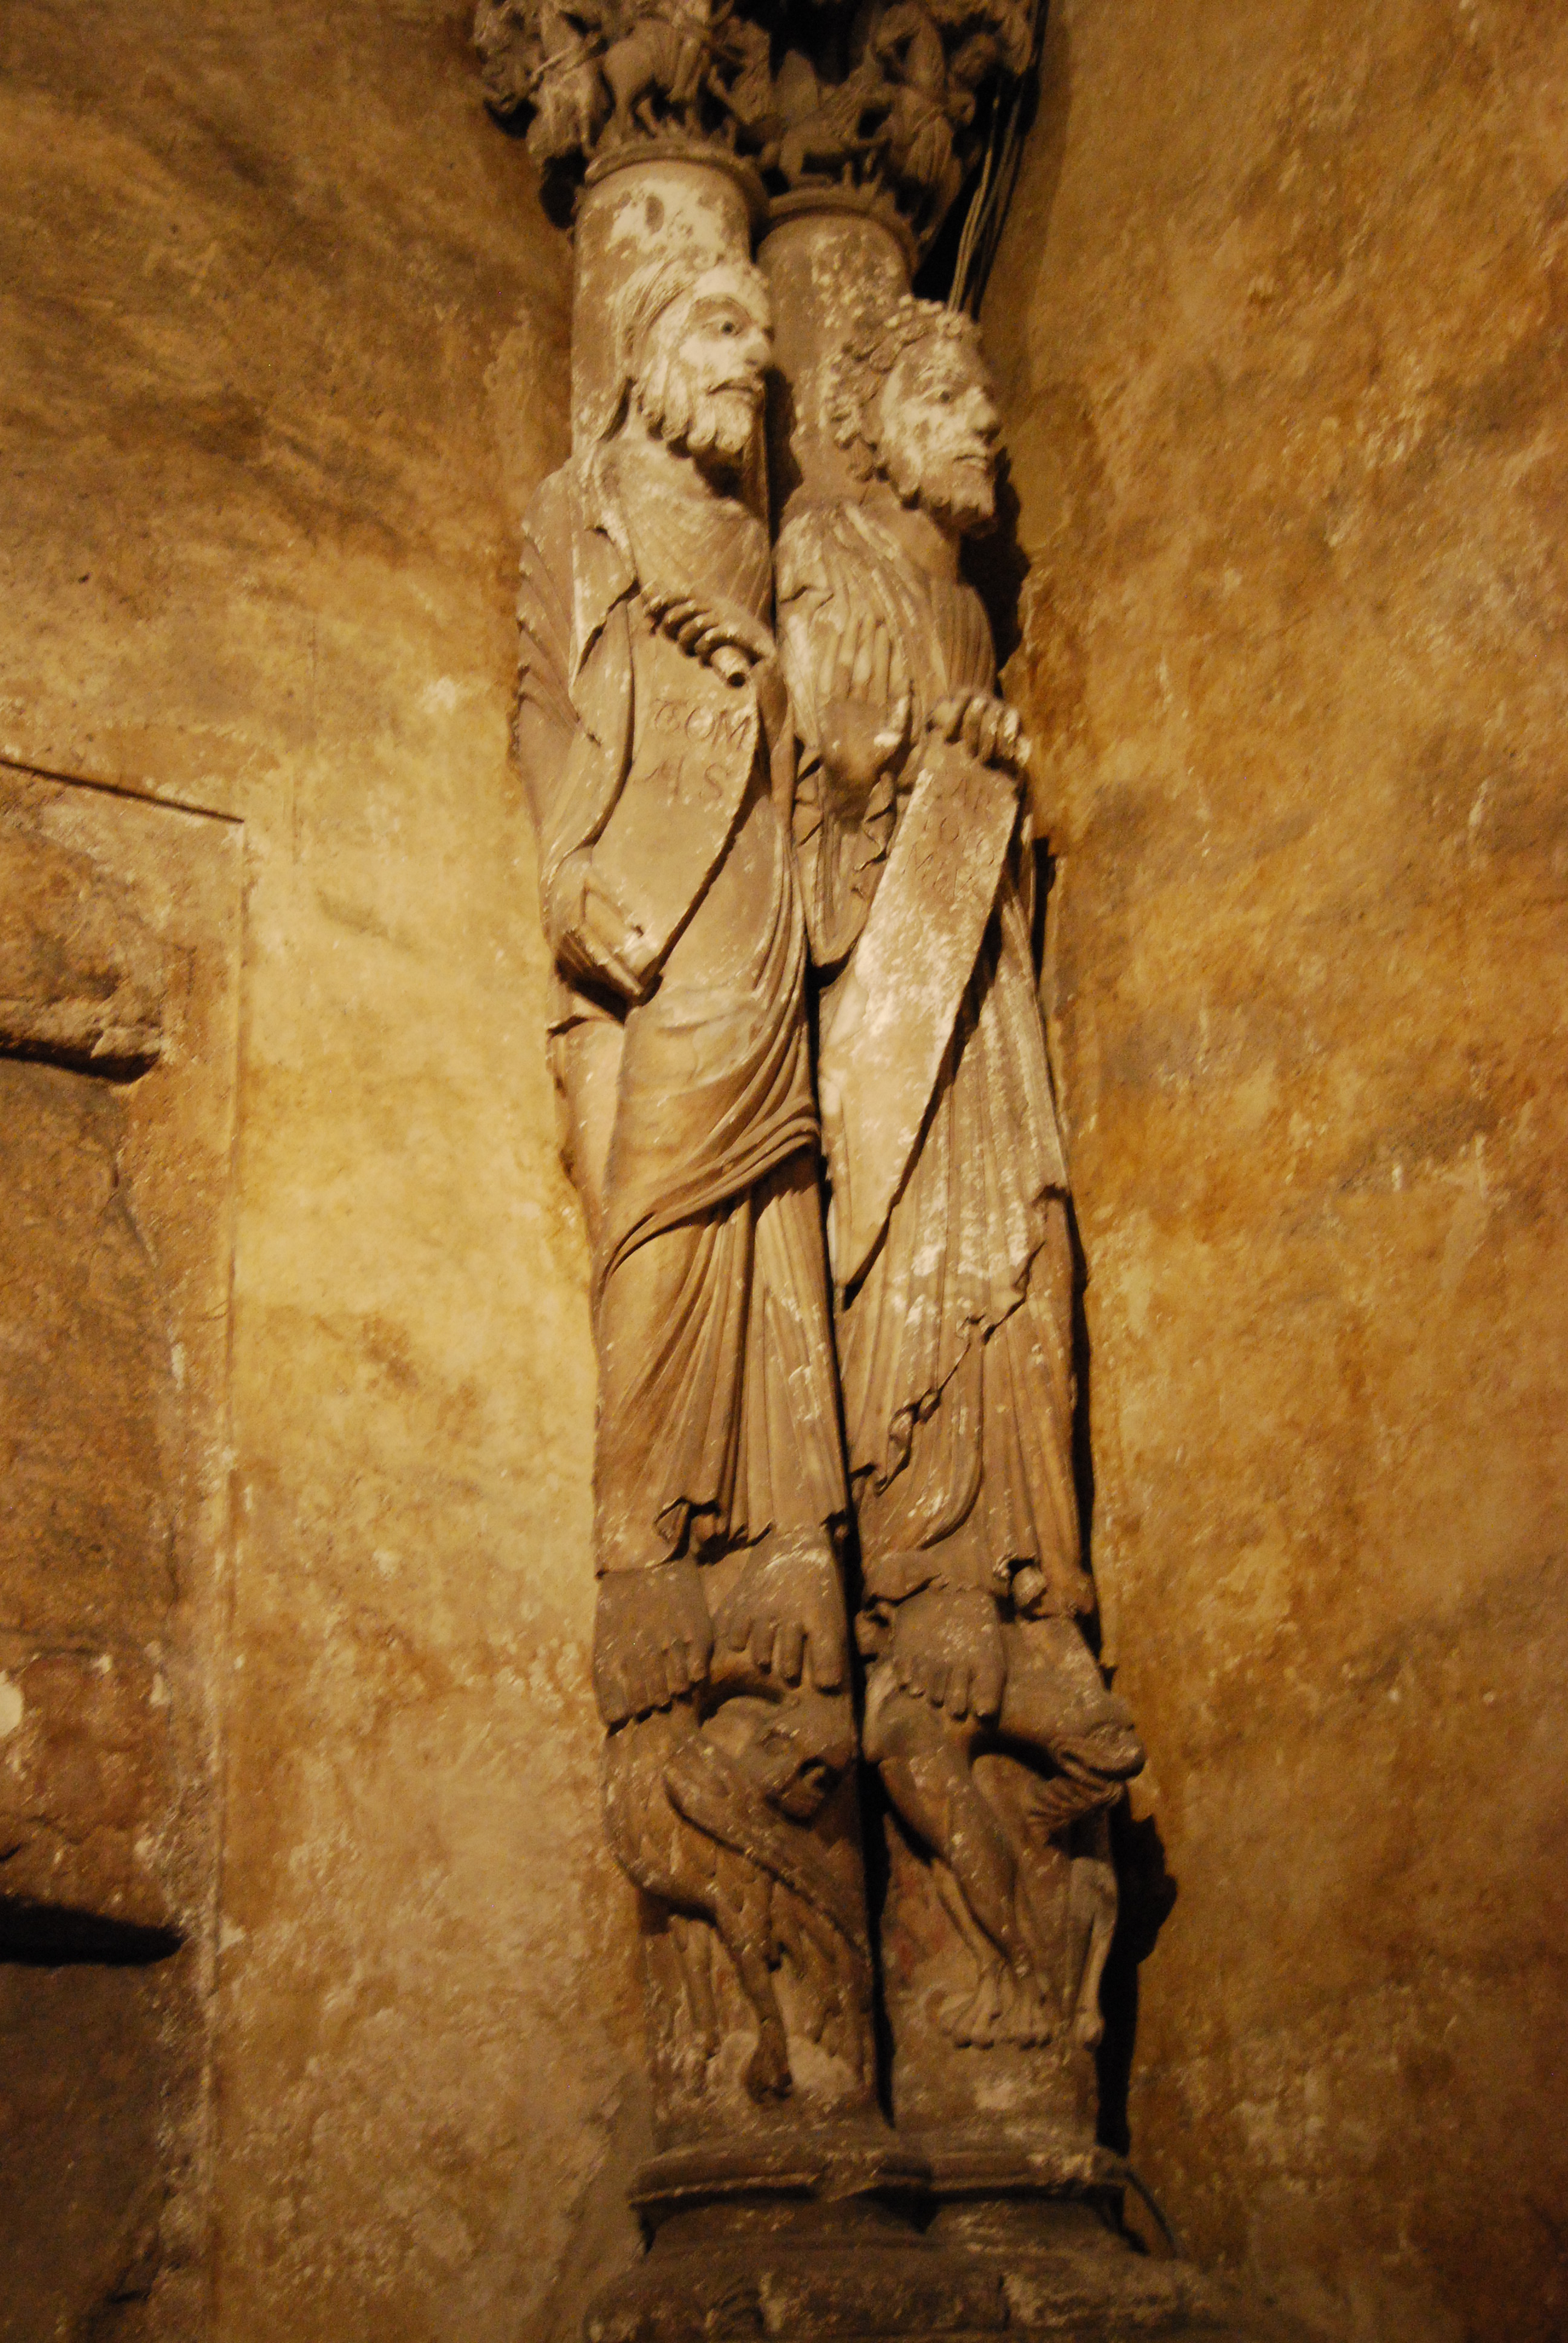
[643, 588, 771, 683]
[885, 1583, 1005, 1721]
[927, 690, 1029, 782]
[547, 848, 659, 1003]
[713, 1538, 848, 1691]
[816, 606, 911, 816]
[592, 1558, 714, 1727]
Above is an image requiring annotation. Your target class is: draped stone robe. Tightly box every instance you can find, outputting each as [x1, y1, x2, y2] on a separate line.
[777, 500, 1091, 1622]
[517, 442, 846, 1580]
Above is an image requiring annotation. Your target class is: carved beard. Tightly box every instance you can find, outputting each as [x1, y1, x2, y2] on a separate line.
[880, 424, 996, 536]
[636, 353, 757, 476]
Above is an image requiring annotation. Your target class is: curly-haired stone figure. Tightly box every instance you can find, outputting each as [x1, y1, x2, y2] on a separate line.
[777, 298, 1144, 2053]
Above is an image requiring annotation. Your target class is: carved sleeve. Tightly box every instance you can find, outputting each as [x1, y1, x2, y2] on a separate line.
[776, 524, 901, 973]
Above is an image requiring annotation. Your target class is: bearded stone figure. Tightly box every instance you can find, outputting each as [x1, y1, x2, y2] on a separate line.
[776, 298, 1145, 2141]
[514, 244, 880, 2157]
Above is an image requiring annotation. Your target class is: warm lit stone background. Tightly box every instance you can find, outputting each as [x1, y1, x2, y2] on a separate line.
[1, 3, 639, 2339]
[1, 0, 1563, 2338]
[988, 4, 1568, 2340]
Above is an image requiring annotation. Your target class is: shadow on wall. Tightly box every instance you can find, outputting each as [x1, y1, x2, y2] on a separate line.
[955, 21, 1186, 2187]
[971, 448, 1182, 2195]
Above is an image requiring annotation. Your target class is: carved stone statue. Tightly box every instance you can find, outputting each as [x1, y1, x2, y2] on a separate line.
[480, 13, 1292, 2330]
[512, 241, 880, 2152]
[776, 298, 1145, 2137]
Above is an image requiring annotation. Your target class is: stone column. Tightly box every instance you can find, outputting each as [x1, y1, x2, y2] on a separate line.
[760, 180, 1128, 2208]
[554, 142, 903, 2215]
[759, 200, 1281, 2338]
[502, 128, 978, 2343]
[760, 196, 915, 523]
[472, 6, 1293, 2335]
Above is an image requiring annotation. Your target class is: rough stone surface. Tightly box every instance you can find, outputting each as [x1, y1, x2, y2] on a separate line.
[0, 768, 240, 2341]
[985, 5, 1568, 2340]
[0, 4, 639, 2339]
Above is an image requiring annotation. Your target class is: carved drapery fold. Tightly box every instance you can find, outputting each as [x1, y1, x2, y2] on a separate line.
[474, 16, 1285, 2337]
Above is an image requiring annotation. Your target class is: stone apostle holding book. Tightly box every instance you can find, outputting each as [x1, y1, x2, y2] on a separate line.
[777, 297, 1143, 2054]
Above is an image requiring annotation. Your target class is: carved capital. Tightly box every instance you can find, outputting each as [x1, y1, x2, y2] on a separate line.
[473, 0, 1036, 264]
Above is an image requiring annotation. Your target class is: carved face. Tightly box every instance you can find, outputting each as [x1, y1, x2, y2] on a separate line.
[635, 261, 773, 477]
[877, 330, 1000, 533]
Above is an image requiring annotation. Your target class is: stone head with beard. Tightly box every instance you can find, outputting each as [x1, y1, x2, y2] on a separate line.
[612, 255, 773, 483]
[831, 297, 1001, 536]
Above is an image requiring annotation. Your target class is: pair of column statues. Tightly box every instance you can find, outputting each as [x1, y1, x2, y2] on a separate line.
[513, 198, 1146, 2218]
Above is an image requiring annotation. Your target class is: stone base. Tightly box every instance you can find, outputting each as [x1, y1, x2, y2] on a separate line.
[932, 2197, 1292, 2342]
[586, 2195, 1001, 2343]
[587, 2164, 1301, 2343]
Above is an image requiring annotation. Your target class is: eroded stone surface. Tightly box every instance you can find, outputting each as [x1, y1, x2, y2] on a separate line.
[0, 818, 164, 1069]
[515, 185, 882, 2161]
[0, 5, 635, 2338]
[2, 0, 1561, 2336]
[773, 288, 1143, 2174]
[0, 770, 240, 2339]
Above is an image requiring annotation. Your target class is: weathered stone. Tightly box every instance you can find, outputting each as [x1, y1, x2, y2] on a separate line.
[0, 1642, 178, 1942]
[0, 767, 239, 2335]
[472, 0, 1033, 261]
[0, 813, 163, 1069]
[515, 152, 897, 2226]
[1, 0, 1560, 2336]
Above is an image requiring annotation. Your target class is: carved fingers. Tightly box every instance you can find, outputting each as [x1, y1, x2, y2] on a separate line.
[886, 1584, 1005, 1722]
[816, 603, 909, 716]
[927, 691, 1030, 779]
[643, 588, 769, 678]
[592, 1558, 714, 1728]
[818, 694, 911, 812]
[712, 1538, 849, 1693]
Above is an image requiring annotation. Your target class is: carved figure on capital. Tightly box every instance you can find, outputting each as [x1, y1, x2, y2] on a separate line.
[475, 0, 1034, 257]
[776, 298, 1145, 2067]
[512, 248, 877, 2128]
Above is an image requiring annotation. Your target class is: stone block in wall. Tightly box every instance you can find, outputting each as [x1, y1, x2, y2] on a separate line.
[0, 761, 240, 2339]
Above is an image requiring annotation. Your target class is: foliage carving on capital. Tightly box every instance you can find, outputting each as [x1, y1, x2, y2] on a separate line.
[472, 0, 1036, 257]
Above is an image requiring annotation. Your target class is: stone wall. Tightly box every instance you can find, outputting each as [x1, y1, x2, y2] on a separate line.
[1, 3, 638, 2337]
[987, 5, 1568, 2339]
[2, 0, 1562, 2338]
